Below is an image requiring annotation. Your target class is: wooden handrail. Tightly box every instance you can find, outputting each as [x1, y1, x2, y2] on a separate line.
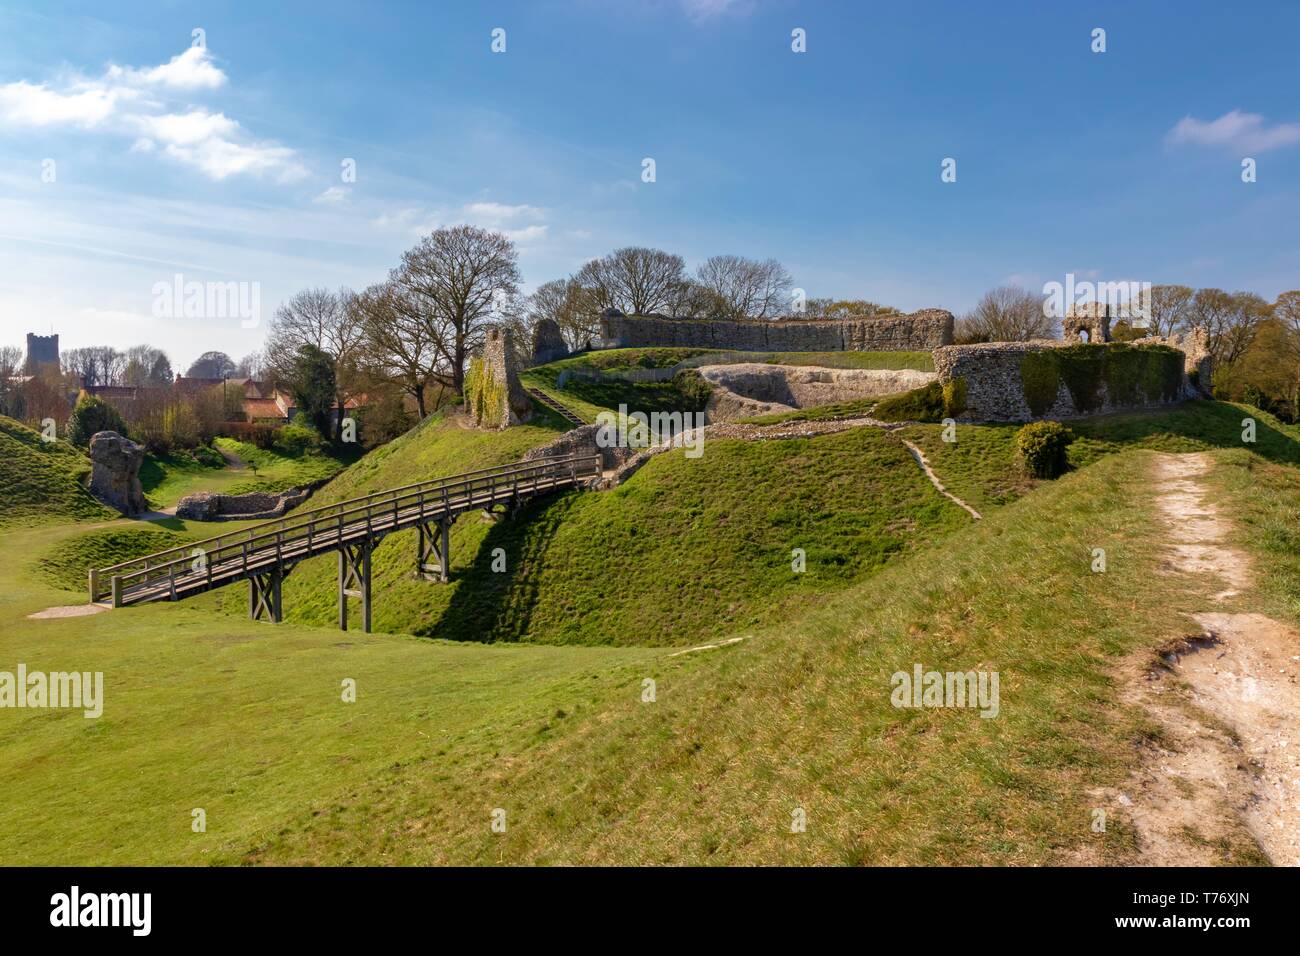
[92, 453, 600, 602]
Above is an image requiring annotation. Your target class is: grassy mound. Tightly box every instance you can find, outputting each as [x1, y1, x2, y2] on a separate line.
[523, 348, 936, 423]
[38, 525, 185, 593]
[268, 424, 969, 645]
[0, 416, 115, 527]
[873, 381, 947, 422]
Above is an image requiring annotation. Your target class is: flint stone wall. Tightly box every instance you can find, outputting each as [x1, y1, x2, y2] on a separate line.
[933, 336, 1212, 423]
[470, 327, 534, 429]
[697, 363, 938, 423]
[531, 318, 569, 366]
[175, 486, 312, 522]
[597, 308, 953, 352]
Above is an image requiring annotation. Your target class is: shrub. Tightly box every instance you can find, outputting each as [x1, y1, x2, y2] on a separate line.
[874, 381, 946, 422]
[67, 395, 128, 446]
[672, 369, 713, 411]
[1015, 421, 1074, 479]
[274, 423, 322, 456]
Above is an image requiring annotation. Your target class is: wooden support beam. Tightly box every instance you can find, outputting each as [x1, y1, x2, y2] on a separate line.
[337, 540, 373, 633]
[416, 518, 450, 583]
[248, 568, 283, 623]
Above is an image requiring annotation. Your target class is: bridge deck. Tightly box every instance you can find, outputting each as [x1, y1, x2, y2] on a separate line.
[91, 454, 600, 612]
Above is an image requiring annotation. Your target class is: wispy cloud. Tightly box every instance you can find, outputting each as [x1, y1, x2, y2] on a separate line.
[0, 46, 306, 181]
[1167, 109, 1300, 153]
[680, 0, 754, 23]
[371, 201, 550, 244]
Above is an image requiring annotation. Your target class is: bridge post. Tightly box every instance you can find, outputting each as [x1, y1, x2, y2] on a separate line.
[338, 540, 373, 633]
[249, 568, 283, 623]
[416, 518, 450, 582]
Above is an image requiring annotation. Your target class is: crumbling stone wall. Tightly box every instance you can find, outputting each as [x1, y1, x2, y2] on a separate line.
[175, 486, 311, 522]
[466, 327, 534, 429]
[597, 308, 954, 352]
[934, 338, 1208, 422]
[1061, 303, 1111, 343]
[531, 318, 569, 366]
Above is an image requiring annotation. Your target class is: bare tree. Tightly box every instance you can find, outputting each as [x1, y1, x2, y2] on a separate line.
[123, 345, 172, 387]
[0, 345, 22, 417]
[960, 286, 1056, 342]
[391, 225, 521, 393]
[236, 351, 265, 380]
[800, 298, 900, 320]
[63, 346, 126, 386]
[1146, 284, 1194, 337]
[528, 277, 599, 350]
[265, 287, 366, 434]
[356, 281, 440, 418]
[574, 246, 686, 316]
[1189, 288, 1269, 369]
[694, 255, 793, 319]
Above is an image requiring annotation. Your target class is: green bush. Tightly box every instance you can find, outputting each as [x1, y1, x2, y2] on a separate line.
[1015, 421, 1074, 478]
[874, 381, 946, 422]
[672, 369, 713, 409]
[66, 395, 128, 446]
[274, 423, 323, 455]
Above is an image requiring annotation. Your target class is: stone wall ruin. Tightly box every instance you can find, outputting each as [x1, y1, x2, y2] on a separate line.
[596, 308, 954, 353]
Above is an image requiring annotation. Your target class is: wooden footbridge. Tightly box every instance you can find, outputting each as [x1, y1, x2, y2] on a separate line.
[89, 454, 601, 632]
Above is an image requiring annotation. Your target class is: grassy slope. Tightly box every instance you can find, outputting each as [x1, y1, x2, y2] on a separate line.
[265, 413, 966, 645]
[897, 399, 1300, 515]
[0, 416, 115, 527]
[139, 438, 351, 509]
[222, 450, 1236, 864]
[0, 522, 655, 866]
[5, 403, 1291, 863]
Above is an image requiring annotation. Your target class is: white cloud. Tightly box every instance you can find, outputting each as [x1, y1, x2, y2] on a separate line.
[0, 48, 304, 181]
[108, 47, 227, 91]
[1167, 109, 1300, 153]
[130, 109, 238, 146]
[501, 224, 548, 243]
[314, 186, 349, 204]
[0, 80, 128, 127]
[462, 201, 545, 226]
[373, 201, 550, 242]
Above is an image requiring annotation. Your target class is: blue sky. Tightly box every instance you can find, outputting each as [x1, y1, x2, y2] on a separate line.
[1, 0, 1298, 370]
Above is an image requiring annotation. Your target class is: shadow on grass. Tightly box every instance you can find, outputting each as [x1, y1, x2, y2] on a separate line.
[1069, 399, 1300, 468]
[419, 491, 578, 643]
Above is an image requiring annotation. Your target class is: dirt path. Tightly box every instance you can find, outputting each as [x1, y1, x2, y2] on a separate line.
[897, 438, 982, 520]
[216, 445, 248, 470]
[1115, 453, 1300, 865]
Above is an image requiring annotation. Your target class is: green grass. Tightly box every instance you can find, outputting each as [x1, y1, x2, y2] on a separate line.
[740, 397, 884, 425]
[2, 447, 1232, 865]
[38, 525, 187, 593]
[0, 416, 114, 527]
[243, 415, 965, 645]
[6, 401, 1289, 865]
[138, 438, 352, 509]
[522, 348, 936, 424]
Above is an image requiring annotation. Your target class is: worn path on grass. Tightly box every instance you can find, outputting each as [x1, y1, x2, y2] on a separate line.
[1118, 453, 1300, 865]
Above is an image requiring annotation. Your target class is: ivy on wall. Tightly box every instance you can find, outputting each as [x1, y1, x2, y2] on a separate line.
[1019, 343, 1183, 417]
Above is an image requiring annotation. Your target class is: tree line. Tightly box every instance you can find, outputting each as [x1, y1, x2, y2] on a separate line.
[956, 283, 1300, 420]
